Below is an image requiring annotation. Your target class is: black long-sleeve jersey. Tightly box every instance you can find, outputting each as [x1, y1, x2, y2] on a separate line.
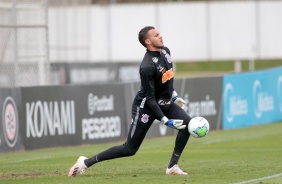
[133, 46, 175, 121]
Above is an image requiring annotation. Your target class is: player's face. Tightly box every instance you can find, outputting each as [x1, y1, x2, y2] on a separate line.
[146, 29, 164, 50]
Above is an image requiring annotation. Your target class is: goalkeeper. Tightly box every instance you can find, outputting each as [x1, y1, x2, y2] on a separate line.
[69, 26, 191, 176]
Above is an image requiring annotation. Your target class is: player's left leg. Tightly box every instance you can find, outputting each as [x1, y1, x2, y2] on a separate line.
[164, 102, 191, 175]
[83, 105, 156, 166]
[68, 104, 156, 176]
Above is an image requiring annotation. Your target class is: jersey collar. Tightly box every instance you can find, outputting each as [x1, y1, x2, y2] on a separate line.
[147, 49, 162, 56]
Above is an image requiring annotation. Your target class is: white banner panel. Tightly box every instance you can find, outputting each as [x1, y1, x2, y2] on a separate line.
[48, 1, 282, 62]
[110, 3, 157, 62]
[209, 1, 257, 60]
[158, 2, 208, 61]
[259, 1, 282, 58]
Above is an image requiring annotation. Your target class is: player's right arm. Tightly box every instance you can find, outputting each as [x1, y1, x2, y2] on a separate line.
[140, 63, 165, 120]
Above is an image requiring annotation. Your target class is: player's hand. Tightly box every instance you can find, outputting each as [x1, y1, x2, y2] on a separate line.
[173, 97, 186, 109]
[161, 116, 186, 130]
[171, 90, 186, 109]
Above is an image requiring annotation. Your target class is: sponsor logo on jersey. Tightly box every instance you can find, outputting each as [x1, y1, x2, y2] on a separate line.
[152, 57, 158, 63]
[165, 53, 172, 63]
[157, 64, 164, 72]
[158, 99, 171, 107]
[141, 114, 149, 123]
[162, 68, 174, 83]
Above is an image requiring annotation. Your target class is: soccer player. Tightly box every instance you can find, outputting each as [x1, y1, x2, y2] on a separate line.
[68, 26, 191, 176]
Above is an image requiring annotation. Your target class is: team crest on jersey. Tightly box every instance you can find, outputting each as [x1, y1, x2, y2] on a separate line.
[141, 114, 149, 123]
[152, 57, 158, 63]
[165, 54, 172, 63]
[162, 49, 167, 54]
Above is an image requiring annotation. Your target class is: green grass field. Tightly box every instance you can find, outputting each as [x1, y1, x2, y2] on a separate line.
[1, 122, 282, 184]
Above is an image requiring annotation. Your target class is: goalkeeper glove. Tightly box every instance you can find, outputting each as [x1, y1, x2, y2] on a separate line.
[171, 90, 186, 109]
[161, 116, 186, 130]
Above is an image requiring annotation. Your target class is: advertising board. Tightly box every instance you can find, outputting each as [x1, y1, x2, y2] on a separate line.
[0, 88, 24, 152]
[21, 83, 127, 150]
[222, 67, 282, 129]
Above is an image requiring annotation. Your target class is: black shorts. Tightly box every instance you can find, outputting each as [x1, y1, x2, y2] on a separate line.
[125, 102, 191, 153]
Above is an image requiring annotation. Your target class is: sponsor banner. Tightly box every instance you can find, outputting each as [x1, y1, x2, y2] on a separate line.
[21, 83, 127, 150]
[0, 88, 24, 153]
[222, 66, 282, 129]
[174, 77, 222, 131]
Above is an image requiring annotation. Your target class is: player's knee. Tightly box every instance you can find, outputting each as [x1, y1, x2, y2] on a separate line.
[127, 147, 138, 156]
[185, 117, 192, 126]
[123, 144, 138, 156]
[182, 117, 191, 131]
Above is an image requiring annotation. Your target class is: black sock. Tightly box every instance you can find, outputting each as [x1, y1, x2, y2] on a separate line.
[168, 151, 181, 168]
[84, 155, 99, 167]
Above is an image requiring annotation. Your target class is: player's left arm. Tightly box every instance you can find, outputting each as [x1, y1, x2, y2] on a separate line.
[164, 47, 186, 110]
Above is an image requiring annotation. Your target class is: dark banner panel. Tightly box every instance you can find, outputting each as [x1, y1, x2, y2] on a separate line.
[21, 83, 127, 150]
[50, 62, 140, 84]
[177, 77, 223, 131]
[1, 75, 223, 152]
[0, 88, 24, 153]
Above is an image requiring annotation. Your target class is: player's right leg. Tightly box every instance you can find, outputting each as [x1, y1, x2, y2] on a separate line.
[164, 102, 191, 175]
[166, 164, 188, 175]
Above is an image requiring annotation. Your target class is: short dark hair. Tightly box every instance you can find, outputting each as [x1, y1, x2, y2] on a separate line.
[138, 26, 155, 48]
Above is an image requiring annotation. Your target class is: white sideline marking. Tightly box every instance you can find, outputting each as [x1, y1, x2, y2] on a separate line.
[232, 172, 282, 184]
[8, 156, 51, 163]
